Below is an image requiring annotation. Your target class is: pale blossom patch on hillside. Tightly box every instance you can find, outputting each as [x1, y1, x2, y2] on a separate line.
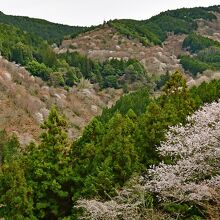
[187, 71, 220, 88]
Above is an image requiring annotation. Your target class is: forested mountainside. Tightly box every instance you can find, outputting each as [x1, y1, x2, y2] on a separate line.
[0, 4, 220, 219]
[0, 11, 88, 43]
[1, 71, 220, 219]
[109, 6, 220, 45]
[0, 56, 122, 144]
[0, 22, 148, 90]
[1, 5, 220, 92]
[60, 5, 220, 76]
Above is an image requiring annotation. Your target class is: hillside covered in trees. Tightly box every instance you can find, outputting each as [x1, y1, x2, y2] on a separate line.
[61, 5, 220, 78]
[108, 6, 220, 46]
[1, 5, 220, 89]
[0, 4, 220, 220]
[0, 11, 88, 44]
[0, 22, 147, 89]
[1, 71, 220, 219]
[180, 33, 220, 75]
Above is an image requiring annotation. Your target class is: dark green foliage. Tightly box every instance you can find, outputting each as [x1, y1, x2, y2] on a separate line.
[2, 5, 219, 88]
[1, 74, 220, 218]
[58, 51, 99, 80]
[180, 55, 211, 76]
[135, 101, 166, 165]
[0, 11, 88, 44]
[26, 60, 51, 81]
[150, 15, 195, 35]
[0, 25, 57, 69]
[77, 71, 220, 181]
[161, 202, 205, 219]
[59, 52, 148, 88]
[109, 14, 196, 46]
[109, 6, 220, 46]
[0, 23, 45, 61]
[24, 107, 74, 219]
[198, 47, 220, 63]
[11, 42, 33, 65]
[73, 71, 197, 197]
[160, 71, 195, 122]
[0, 22, 148, 89]
[71, 73, 220, 208]
[0, 160, 34, 219]
[0, 109, 77, 219]
[137, 72, 195, 165]
[101, 58, 148, 88]
[96, 113, 138, 186]
[0, 23, 79, 88]
[182, 33, 220, 53]
[164, 6, 219, 20]
[180, 34, 220, 75]
[64, 67, 81, 87]
[100, 87, 150, 123]
[0, 23, 67, 85]
[1, 5, 220, 218]
[0, 130, 20, 165]
[155, 71, 171, 90]
[73, 113, 139, 199]
[0, 133, 34, 219]
[109, 19, 161, 46]
[190, 79, 220, 107]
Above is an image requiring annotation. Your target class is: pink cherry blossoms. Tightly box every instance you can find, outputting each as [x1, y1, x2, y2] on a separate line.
[76, 186, 145, 220]
[144, 100, 220, 201]
[77, 100, 220, 219]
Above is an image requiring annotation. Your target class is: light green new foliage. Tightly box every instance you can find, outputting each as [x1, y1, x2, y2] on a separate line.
[0, 160, 34, 219]
[0, 133, 34, 219]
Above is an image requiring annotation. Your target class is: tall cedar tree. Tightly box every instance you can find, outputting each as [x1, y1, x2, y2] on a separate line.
[25, 107, 74, 219]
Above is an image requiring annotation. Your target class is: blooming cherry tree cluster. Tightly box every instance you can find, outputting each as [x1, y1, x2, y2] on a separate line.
[76, 100, 220, 219]
[144, 100, 220, 201]
[76, 187, 144, 220]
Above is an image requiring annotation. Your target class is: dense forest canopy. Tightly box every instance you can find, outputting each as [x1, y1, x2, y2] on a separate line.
[0, 4, 220, 219]
[0, 11, 88, 44]
[180, 34, 220, 75]
[1, 71, 220, 219]
[78, 99, 220, 219]
[0, 6, 220, 87]
[108, 6, 220, 46]
[0, 22, 148, 89]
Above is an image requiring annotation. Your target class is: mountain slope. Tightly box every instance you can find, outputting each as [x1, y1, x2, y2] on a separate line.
[59, 26, 183, 74]
[59, 5, 220, 76]
[109, 6, 220, 46]
[1, 5, 220, 144]
[0, 57, 122, 144]
[1, 5, 220, 219]
[0, 11, 88, 43]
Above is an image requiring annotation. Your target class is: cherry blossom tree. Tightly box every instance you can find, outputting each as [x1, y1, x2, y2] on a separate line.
[76, 100, 220, 219]
[144, 100, 220, 201]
